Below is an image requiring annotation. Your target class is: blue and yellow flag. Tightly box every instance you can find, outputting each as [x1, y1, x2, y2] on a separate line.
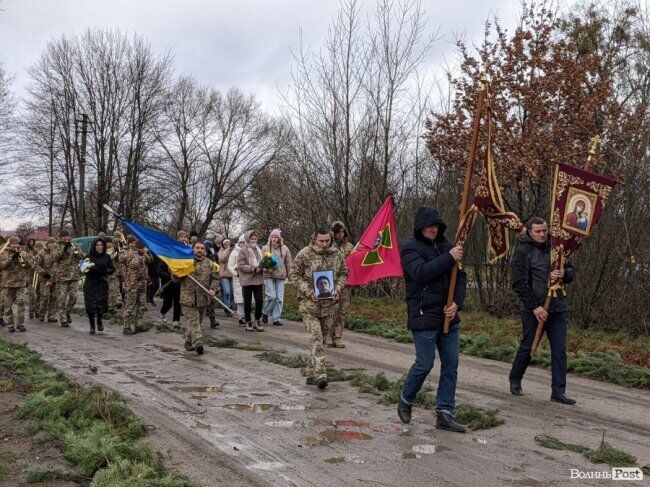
[105, 206, 195, 277]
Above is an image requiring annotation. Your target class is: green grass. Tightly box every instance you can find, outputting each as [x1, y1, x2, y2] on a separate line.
[535, 434, 638, 468]
[257, 350, 504, 431]
[0, 452, 18, 479]
[0, 337, 199, 486]
[25, 466, 87, 483]
[282, 285, 650, 389]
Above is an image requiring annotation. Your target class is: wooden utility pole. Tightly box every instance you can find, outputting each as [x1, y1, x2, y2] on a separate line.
[77, 113, 89, 235]
[443, 75, 488, 333]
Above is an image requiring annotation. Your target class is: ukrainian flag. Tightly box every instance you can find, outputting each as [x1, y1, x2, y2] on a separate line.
[105, 206, 195, 277]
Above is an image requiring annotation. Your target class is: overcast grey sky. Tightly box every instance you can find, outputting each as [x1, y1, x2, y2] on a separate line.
[0, 0, 530, 113]
[0, 0, 558, 229]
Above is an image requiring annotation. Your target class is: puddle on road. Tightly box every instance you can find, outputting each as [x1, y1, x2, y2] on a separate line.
[171, 385, 223, 393]
[411, 444, 448, 454]
[325, 457, 345, 464]
[318, 429, 373, 443]
[513, 479, 540, 487]
[402, 452, 421, 459]
[223, 403, 305, 413]
[193, 421, 212, 430]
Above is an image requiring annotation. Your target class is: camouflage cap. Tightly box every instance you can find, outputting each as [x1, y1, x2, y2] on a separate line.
[34, 241, 44, 249]
[47, 237, 57, 244]
[126, 235, 137, 243]
[113, 230, 124, 238]
[97, 231, 107, 238]
[59, 229, 70, 238]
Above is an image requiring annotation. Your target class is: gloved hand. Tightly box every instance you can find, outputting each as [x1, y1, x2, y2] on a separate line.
[43, 273, 52, 279]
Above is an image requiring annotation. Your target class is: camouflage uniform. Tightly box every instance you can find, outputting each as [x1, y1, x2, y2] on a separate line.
[52, 240, 84, 326]
[119, 248, 151, 333]
[25, 247, 40, 318]
[289, 240, 348, 381]
[35, 241, 58, 321]
[330, 222, 355, 343]
[180, 257, 220, 350]
[107, 242, 123, 313]
[0, 244, 29, 331]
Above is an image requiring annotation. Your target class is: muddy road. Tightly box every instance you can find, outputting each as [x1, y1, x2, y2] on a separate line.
[3, 305, 649, 487]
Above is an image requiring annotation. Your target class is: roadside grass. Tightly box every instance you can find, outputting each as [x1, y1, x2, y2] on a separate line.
[257, 350, 504, 431]
[25, 466, 86, 484]
[283, 285, 650, 388]
[0, 452, 18, 479]
[0, 337, 198, 487]
[534, 434, 640, 468]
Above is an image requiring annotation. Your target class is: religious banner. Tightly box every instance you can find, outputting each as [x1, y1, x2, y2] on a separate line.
[455, 107, 524, 262]
[346, 196, 403, 286]
[547, 162, 617, 292]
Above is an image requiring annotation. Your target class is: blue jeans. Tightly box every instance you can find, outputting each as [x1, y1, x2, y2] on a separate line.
[401, 326, 460, 414]
[220, 277, 233, 308]
[262, 278, 285, 322]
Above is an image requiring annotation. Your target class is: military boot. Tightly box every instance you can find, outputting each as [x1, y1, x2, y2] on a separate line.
[324, 336, 335, 348]
[332, 338, 346, 348]
[7, 325, 16, 332]
[66, 313, 72, 324]
[38, 315, 45, 322]
[17, 325, 26, 332]
[184, 339, 195, 351]
[60, 318, 69, 328]
[29, 311, 34, 319]
[209, 316, 219, 329]
[123, 326, 135, 335]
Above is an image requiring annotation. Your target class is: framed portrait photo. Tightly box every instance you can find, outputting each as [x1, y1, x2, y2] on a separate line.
[313, 270, 335, 300]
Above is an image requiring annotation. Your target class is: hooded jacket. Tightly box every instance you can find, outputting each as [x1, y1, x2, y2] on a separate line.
[261, 229, 293, 279]
[400, 207, 467, 331]
[237, 231, 264, 286]
[83, 238, 115, 314]
[511, 234, 575, 313]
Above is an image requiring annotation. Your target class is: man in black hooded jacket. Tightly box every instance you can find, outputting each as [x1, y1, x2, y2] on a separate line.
[397, 207, 468, 432]
[509, 217, 577, 404]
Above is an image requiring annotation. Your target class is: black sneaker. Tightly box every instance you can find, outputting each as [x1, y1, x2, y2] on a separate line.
[550, 393, 576, 405]
[196, 345, 204, 356]
[306, 377, 317, 386]
[436, 411, 467, 433]
[97, 322, 104, 332]
[239, 318, 246, 325]
[397, 398, 412, 424]
[317, 379, 328, 390]
[272, 321, 283, 326]
[261, 314, 268, 324]
[209, 318, 219, 329]
[245, 322, 254, 331]
[66, 314, 72, 324]
[510, 379, 523, 396]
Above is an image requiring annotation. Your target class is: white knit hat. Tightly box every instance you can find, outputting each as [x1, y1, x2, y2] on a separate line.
[238, 234, 246, 243]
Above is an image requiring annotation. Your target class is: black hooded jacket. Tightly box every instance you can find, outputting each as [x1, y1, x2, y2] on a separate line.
[511, 234, 575, 314]
[400, 207, 467, 331]
[83, 238, 115, 314]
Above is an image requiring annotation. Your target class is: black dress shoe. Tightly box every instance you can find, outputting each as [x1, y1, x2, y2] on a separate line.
[510, 380, 523, 396]
[551, 393, 576, 405]
[436, 411, 467, 433]
[397, 398, 412, 424]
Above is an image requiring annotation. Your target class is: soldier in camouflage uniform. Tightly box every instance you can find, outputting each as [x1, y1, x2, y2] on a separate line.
[0, 237, 29, 332]
[53, 229, 85, 327]
[119, 236, 152, 335]
[35, 237, 59, 322]
[289, 227, 349, 389]
[107, 232, 124, 314]
[29, 241, 44, 317]
[22, 239, 37, 319]
[179, 241, 220, 355]
[329, 221, 355, 348]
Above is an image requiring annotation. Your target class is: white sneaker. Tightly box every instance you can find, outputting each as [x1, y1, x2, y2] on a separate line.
[171, 321, 180, 326]
[161, 314, 168, 324]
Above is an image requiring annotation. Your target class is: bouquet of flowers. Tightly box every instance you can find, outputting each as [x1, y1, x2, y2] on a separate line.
[79, 258, 95, 274]
[260, 252, 280, 271]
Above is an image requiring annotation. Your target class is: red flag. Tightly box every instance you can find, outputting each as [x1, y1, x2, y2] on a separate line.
[345, 196, 403, 286]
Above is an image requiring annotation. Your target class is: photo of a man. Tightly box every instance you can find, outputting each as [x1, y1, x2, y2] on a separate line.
[313, 270, 335, 299]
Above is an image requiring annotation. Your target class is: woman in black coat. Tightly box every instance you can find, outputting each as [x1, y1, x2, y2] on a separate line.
[83, 238, 115, 334]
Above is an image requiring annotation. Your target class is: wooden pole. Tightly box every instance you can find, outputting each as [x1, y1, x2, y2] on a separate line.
[443, 75, 488, 333]
[530, 135, 601, 356]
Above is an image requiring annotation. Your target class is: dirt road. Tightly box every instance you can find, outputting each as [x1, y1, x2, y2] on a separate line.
[3, 306, 648, 487]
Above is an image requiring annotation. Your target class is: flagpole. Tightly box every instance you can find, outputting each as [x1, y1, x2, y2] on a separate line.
[530, 135, 601, 356]
[443, 74, 488, 334]
[187, 274, 233, 312]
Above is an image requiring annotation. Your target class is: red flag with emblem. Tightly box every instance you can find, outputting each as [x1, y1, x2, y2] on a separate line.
[345, 196, 403, 286]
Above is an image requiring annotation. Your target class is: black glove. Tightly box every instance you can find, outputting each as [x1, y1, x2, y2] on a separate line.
[11, 251, 19, 260]
[63, 242, 71, 251]
[43, 273, 52, 279]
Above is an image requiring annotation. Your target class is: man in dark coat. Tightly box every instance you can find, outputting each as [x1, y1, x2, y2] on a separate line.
[397, 207, 467, 432]
[509, 217, 577, 404]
